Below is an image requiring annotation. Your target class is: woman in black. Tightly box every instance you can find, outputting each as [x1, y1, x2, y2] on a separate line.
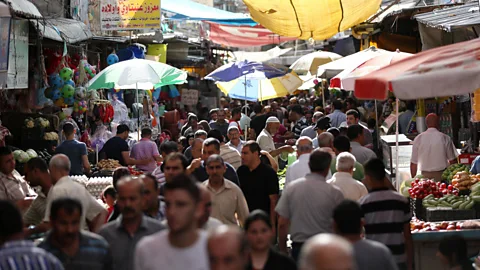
[245, 210, 297, 270]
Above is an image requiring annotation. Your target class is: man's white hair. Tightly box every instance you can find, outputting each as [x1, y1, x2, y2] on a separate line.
[49, 154, 71, 172]
[336, 152, 356, 172]
[299, 234, 353, 270]
[318, 132, 334, 148]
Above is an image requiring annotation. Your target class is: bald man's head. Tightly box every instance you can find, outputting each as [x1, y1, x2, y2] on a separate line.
[296, 136, 314, 155]
[208, 226, 248, 270]
[299, 234, 354, 270]
[426, 113, 439, 129]
[49, 154, 71, 184]
[197, 183, 212, 228]
[318, 132, 334, 148]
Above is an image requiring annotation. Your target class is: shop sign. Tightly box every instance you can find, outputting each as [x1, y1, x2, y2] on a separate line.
[0, 17, 11, 87]
[181, 89, 199, 106]
[6, 19, 28, 89]
[100, 0, 161, 31]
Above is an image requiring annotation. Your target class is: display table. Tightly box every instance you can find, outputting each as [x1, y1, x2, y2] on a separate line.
[412, 230, 480, 270]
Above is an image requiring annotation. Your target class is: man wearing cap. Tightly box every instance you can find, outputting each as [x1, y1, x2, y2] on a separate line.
[300, 112, 324, 139]
[257, 117, 294, 166]
[289, 105, 309, 139]
[312, 116, 331, 148]
[101, 124, 151, 166]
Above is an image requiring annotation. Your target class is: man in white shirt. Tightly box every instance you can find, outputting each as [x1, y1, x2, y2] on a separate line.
[411, 113, 458, 182]
[328, 153, 368, 201]
[44, 154, 107, 232]
[135, 174, 209, 270]
[257, 116, 294, 165]
[197, 184, 222, 230]
[226, 126, 245, 153]
[285, 136, 313, 187]
[347, 125, 377, 165]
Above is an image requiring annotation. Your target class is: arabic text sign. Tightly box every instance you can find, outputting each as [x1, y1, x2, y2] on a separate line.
[100, 0, 161, 31]
[181, 89, 199, 106]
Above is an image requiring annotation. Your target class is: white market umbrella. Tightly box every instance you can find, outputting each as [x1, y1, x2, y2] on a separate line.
[290, 51, 342, 75]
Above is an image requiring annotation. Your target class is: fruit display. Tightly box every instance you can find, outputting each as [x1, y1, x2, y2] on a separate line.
[97, 159, 121, 171]
[408, 178, 458, 199]
[34, 117, 50, 128]
[452, 171, 480, 190]
[24, 118, 34, 128]
[442, 164, 470, 182]
[410, 217, 464, 233]
[422, 194, 476, 209]
[277, 167, 287, 190]
[128, 166, 143, 176]
[43, 132, 59, 141]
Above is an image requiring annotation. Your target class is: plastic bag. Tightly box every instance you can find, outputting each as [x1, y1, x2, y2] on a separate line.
[112, 99, 129, 123]
[91, 125, 113, 152]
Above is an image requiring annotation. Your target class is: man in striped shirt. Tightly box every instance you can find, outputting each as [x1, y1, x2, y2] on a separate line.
[359, 158, 413, 270]
[0, 200, 64, 270]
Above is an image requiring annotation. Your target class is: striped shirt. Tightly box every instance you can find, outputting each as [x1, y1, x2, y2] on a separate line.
[0, 240, 64, 270]
[0, 170, 34, 201]
[359, 188, 411, 264]
[292, 117, 309, 139]
[39, 231, 113, 270]
[220, 144, 242, 170]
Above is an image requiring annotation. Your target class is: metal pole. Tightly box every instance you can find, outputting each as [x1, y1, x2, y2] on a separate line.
[137, 82, 140, 140]
[374, 100, 380, 153]
[395, 98, 400, 190]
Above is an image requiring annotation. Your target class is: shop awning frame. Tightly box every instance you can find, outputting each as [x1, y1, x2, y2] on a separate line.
[32, 18, 92, 43]
[414, 2, 480, 32]
[5, 0, 42, 19]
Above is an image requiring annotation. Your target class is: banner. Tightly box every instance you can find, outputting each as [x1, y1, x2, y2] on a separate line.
[181, 89, 199, 106]
[7, 19, 28, 89]
[208, 23, 296, 48]
[100, 0, 161, 31]
[0, 17, 10, 87]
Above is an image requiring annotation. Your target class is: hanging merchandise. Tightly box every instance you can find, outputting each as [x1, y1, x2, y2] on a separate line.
[91, 125, 113, 152]
[65, 79, 75, 87]
[473, 89, 480, 122]
[73, 100, 88, 115]
[107, 53, 119, 65]
[49, 73, 64, 89]
[75, 87, 86, 100]
[61, 85, 75, 105]
[91, 100, 114, 124]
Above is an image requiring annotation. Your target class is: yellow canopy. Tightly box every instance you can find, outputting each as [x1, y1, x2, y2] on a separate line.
[243, 0, 382, 40]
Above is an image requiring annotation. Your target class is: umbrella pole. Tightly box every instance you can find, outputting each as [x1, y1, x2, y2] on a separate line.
[322, 79, 326, 107]
[395, 98, 400, 190]
[374, 100, 380, 155]
[244, 75, 248, 138]
[137, 82, 140, 140]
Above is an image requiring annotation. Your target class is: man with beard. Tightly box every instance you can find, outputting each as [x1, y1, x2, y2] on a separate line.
[39, 198, 113, 270]
[134, 174, 209, 270]
[99, 177, 164, 270]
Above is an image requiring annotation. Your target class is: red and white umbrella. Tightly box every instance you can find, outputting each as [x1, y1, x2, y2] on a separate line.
[331, 50, 412, 91]
[354, 38, 480, 100]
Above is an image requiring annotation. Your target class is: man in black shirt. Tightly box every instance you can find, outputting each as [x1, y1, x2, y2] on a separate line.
[237, 141, 279, 231]
[250, 104, 268, 139]
[100, 124, 150, 166]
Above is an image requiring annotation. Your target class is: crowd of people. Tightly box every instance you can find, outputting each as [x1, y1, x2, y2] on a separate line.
[0, 95, 474, 270]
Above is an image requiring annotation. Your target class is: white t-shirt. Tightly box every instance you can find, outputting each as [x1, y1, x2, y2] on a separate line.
[411, 127, 458, 172]
[134, 230, 209, 270]
[327, 172, 368, 201]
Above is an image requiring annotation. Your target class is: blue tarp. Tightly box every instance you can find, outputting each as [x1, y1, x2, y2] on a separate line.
[162, 0, 257, 26]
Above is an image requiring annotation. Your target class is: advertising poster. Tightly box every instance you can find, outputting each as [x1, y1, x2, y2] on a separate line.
[100, 0, 161, 30]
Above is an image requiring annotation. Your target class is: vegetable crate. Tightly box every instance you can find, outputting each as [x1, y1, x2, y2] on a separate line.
[410, 198, 426, 221]
[426, 208, 476, 222]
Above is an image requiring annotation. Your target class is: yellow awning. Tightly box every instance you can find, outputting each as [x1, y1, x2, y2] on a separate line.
[242, 0, 382, 40]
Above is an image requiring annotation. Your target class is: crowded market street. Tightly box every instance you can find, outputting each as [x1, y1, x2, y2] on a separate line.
[1, 0, 480, 270]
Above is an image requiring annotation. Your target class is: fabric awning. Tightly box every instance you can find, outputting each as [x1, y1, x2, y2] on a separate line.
[414, 2, 480, 32]
[208, 23, 296, 47]
[32, 18, 92, 43]
[162, 0, 256, 26]
[0, 1, 10, 17]
[232, 47, 292, 62]
[5, 0, 42, 19]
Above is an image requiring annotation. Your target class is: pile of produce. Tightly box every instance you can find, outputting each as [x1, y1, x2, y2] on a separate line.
[411, 218, 464, 232]
[277, 167, 287, 190]
[24, 118, 34, 128]
[442, 163, 470, 182]
[128, 166, 143, 176]
[421, 194, 477, 209]
[43, 132, 59, 141]
[35, 117, 50, 128]
[97, 159, 121, 171]
[13, 149, 37, 163]
[406, 178, 458, 199]
[452, 171, 480, 190]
